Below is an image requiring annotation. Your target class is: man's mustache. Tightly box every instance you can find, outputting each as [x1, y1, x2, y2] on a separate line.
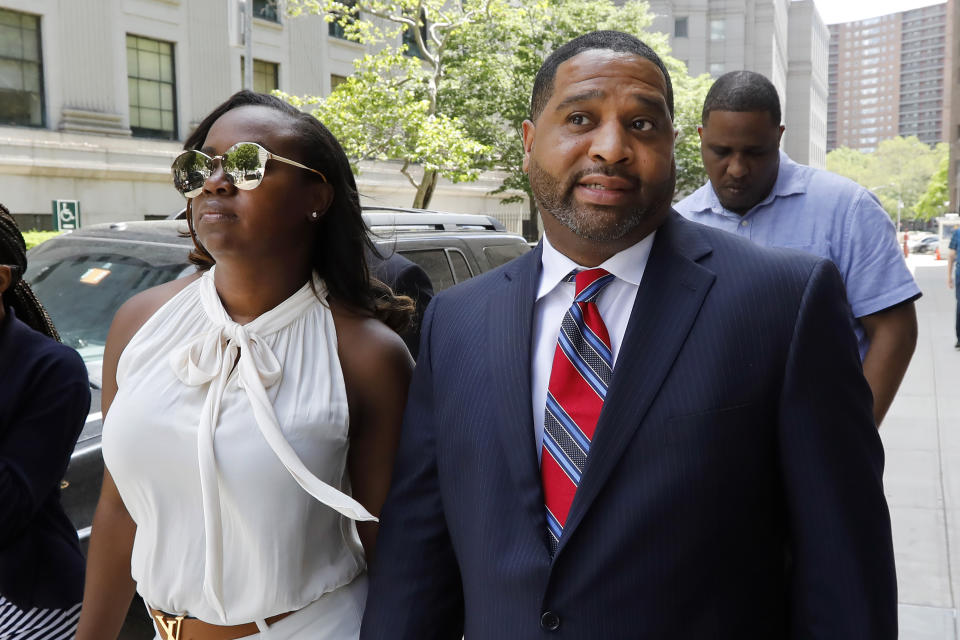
[569, 165, 640, 188]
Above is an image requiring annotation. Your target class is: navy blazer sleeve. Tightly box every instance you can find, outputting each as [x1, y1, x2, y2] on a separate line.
[0, 330, 89, 544]
[779, 259, 897, 638]
[361, 298, 464, 640]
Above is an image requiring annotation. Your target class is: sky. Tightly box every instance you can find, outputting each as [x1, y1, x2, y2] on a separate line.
[807, 0, 946, 24]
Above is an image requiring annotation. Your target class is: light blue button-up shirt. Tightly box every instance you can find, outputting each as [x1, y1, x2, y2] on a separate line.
[676, 151, 921, 359]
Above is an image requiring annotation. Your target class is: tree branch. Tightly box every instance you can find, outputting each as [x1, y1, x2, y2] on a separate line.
[400, 160, 421, 190]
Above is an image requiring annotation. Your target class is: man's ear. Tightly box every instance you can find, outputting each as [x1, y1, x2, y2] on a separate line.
[697, 126, 704, 140]
[0, 265, 12, 296]
[521, 119, 536, 173]
[777, 125, 785, 143]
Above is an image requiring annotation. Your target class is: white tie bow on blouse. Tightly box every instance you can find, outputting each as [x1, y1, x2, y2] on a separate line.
[168, 267, 375, 620]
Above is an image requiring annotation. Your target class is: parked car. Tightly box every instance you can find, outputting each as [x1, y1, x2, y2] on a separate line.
[25, 208, 529, 549]
[910, 235, 940, 254]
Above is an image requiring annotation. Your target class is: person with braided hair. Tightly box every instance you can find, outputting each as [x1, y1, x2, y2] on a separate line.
[0, 204, 91, 638]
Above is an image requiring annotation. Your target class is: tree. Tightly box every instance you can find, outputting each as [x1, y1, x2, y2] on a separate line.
[445, 0, 711, 225]
[915, 153, 950, 220]
[284, 0, 503, 208]
[826, 137, 947, 220]
[284, 0, 711, 219]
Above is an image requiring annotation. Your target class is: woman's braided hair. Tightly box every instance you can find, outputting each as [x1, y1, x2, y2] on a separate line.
[0, 204, 61, 340]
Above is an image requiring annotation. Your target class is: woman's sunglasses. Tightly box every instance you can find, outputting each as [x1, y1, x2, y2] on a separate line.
[171, 142, 327, 198]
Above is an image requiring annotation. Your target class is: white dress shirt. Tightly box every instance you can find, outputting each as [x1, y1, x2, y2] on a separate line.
[531, 232, 656, 459]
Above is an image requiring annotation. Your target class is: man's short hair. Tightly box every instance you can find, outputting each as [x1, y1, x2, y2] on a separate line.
[701, 70, 781, 126]
[529, 30, 674, 122]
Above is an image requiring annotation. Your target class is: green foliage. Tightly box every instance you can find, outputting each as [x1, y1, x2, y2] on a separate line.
[284, 0, 711, 214]
[915, 153, 950, 220]
[826, 137, 948, 220]
[23, 230, 63, 250]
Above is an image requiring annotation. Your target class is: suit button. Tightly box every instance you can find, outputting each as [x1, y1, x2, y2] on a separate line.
[540, 611, 560, 631]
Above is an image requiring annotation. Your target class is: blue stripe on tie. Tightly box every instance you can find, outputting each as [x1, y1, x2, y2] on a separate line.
[545, 392, 591, 453]
[568, 303, 613, 366]
[557, 329, 607, 399]
[575, 273, 616, 303]
[545, 507, 564, 539]
[543, 430, 582, 484]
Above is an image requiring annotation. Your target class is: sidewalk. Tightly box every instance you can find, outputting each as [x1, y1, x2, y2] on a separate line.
[884, 254, 959, 639]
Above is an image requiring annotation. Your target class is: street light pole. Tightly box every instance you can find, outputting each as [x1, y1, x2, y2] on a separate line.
[243, 0, 253, 91]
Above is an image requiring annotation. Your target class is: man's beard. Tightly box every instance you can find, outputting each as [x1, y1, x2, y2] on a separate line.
[529, 160, 675, 242]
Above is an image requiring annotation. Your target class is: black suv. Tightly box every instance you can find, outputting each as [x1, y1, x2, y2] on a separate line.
[25, 207, 530, 547]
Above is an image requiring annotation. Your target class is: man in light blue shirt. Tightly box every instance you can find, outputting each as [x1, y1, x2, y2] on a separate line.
[676, 71, 921, 426]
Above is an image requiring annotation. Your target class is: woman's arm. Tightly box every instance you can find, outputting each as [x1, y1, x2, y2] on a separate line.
[334, 308, 414, 563]
[75, 469, 137, 640]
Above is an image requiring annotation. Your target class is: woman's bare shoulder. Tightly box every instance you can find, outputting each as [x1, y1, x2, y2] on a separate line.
[330, 302, 413, 390]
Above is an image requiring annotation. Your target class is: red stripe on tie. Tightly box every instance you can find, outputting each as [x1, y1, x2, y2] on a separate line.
[579, 302, 612, 350]
[550, 345, 605, 438]
[541, 453, 577, 526]
[574, 268, 608, 291]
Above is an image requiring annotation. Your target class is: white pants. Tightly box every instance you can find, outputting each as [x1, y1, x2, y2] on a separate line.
[151, 574, 368, 640]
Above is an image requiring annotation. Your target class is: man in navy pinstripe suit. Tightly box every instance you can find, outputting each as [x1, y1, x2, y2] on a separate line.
[360, 31, 897, 639]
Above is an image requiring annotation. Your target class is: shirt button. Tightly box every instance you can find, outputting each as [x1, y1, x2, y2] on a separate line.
[540, 611, 560, 631]
[740, 220, 749, 227]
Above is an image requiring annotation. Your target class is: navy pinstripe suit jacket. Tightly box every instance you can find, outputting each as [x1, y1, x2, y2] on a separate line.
[360, 212, 897, 639]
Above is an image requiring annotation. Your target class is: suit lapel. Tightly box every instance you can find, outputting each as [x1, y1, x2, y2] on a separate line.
[487, 245, 548, 538]
[556, 214, 716, 556]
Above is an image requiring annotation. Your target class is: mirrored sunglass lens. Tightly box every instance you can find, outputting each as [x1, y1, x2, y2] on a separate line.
[222, 143, 266, 190]
[172, 151, 210, 198]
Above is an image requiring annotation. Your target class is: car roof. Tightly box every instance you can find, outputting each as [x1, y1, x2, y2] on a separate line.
[56, 209, 522, 246]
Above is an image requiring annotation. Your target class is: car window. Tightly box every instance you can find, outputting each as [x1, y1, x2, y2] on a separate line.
[400, 249, 455, 291]
[25, 242, 190, 363]
[447, 249, 472, 283]
[483, 243, 529, 268]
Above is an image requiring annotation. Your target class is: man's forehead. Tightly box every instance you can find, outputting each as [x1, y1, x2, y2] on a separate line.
[553, 49, 667, 99]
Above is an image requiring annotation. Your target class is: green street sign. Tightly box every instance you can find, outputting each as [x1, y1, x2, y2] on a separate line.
[52, 199, 81, 230]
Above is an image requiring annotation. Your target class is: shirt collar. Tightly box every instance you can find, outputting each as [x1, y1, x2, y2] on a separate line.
[690, 149, 807, 217]
[537, 230, 656, 301]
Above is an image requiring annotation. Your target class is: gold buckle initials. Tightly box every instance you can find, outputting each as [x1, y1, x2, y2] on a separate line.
[153, 613, 184, 640]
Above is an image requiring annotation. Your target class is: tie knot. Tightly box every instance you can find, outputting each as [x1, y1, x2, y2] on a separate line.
[567, 268, 614, 301]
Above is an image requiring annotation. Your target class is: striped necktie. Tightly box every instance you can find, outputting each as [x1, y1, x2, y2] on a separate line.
[541, 268, 616, 555]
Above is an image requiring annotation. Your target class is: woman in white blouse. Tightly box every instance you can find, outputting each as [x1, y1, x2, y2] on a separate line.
[77, 91, 414, 640]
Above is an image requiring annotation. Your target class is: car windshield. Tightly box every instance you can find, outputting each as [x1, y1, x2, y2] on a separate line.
[26, 239, 190, 363]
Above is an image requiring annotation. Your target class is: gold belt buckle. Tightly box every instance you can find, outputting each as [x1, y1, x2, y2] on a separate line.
[153, 612, 184, 640]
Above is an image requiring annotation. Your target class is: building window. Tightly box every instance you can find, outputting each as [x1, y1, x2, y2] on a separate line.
[252, 0, 279, 23]
[710, 19, 725, 41]
[127, 34, 177, 139]
[0, 8, 44, 127]
[241, 58, 279, 93]
[674, 17, 688, 38]
[403, 11, 428, 58]
[329, 0, 357, 39]
[331, 74, 347, 90]
[709, 62, 725, 76]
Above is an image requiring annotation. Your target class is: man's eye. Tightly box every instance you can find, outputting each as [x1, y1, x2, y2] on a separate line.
[633, 119, 654, 131]
[569, 114, 589, 126]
